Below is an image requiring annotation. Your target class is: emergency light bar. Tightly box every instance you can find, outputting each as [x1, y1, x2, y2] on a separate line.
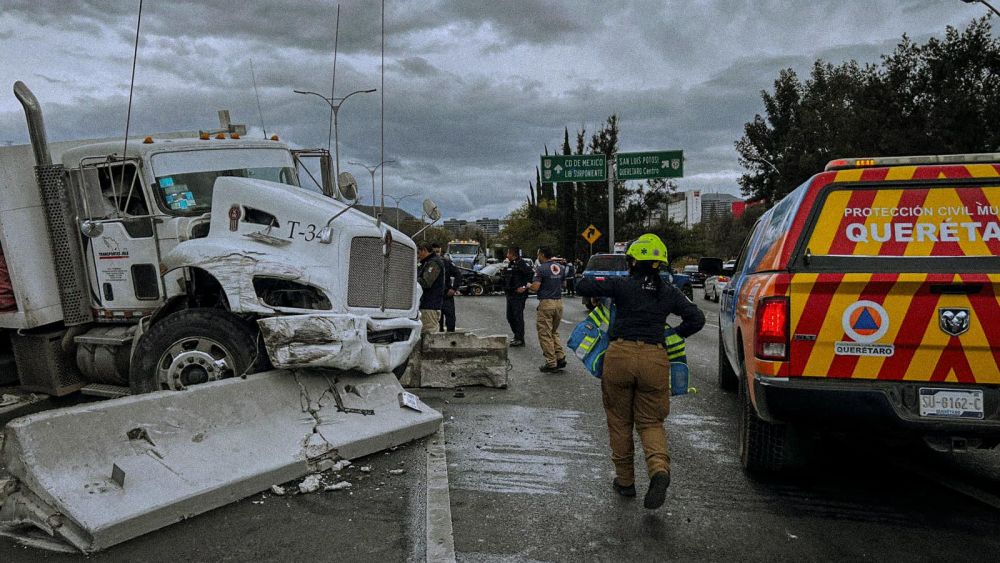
[825, 153, 1000, 171]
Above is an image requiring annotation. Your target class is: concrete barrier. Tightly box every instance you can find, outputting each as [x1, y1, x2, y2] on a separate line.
[401, 331, 509, 389]
[0, 369, 440, 552]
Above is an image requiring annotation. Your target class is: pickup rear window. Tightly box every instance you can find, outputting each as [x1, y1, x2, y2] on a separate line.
[805, 185, 1000, 258]
[585, 255, 627, 272]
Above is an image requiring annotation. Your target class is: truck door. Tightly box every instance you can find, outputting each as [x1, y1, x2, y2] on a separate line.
[77, 159, 164, 316]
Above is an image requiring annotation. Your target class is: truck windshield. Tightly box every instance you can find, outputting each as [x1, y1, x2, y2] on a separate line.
[151, 148, 298, 215]
[448, 244, 480, 255]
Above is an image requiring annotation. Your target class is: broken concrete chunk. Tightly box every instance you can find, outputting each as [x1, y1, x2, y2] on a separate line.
[298, 474, 323, 494]
[324, 481, 352, 491]
[388, 469, 405, 475]
[330, 460, 352, 472]
[360, 466, 372, 473]
[270, 485, 286, 496]
[1, 394, 20, 408]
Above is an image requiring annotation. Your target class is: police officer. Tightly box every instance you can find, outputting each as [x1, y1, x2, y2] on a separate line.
[416, 242, 446, 334]
[432, 243, 462, 332]
[502, 247, 534, 347]
[529, 246, 567, 372]
[576, 234, 705, 510]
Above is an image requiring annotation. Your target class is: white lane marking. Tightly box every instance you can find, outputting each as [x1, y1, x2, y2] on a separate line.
[704, 323, 719, 329]
[426, 427, 456, 563]
[561, 320, 574, 324]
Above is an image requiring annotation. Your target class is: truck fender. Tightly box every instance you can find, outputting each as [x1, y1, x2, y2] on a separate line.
[161, 241, 305, 315]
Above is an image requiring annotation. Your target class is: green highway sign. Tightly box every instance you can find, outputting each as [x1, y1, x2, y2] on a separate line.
[540, 154, 607, 183]
[616, 150, 684, 180]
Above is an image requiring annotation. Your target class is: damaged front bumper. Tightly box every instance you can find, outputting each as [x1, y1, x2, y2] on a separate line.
[257, 314, 421, 373]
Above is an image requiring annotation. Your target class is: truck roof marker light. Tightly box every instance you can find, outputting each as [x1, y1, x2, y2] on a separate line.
[755, 296, 789, 361]
[270, 134, 280, 141]
[199, 132, 210, 140]
[230, 132, 240, 139]
[142, 136, 153, 144]
[215, 133, 226, 140]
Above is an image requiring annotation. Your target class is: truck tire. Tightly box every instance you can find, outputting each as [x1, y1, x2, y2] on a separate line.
[129, 308, 261, 394]
[717, 327, 738, 391]
[470, 283, 485, 297]
[737, 366, 791, 475]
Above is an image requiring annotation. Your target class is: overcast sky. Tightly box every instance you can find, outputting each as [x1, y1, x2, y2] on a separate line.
[0, 1, 991, 221]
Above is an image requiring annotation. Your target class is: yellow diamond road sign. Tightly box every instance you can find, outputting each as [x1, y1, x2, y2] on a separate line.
[582, 224, 602, 245]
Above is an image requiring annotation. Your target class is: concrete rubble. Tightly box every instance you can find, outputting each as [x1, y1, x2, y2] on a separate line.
[400, 330, 509, 389]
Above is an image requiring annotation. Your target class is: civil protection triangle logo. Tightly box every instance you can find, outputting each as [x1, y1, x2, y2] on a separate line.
[939, 308, 970, 337]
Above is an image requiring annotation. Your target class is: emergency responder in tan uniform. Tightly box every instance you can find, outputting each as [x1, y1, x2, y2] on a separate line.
[529, 246, 567, 372]
[576, 234, 705, 509]
[416, 242, 446, 334]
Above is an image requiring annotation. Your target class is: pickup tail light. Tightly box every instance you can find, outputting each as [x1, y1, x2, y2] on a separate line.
[755, 296, 789, 361]
[718, 276, 730, 283]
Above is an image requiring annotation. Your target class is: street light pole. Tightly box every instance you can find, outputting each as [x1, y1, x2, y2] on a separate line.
[349, 159, 396, 226]
[384, 191, 419, 229]
[293, 88, 376, 190]
[962, 0, 1000, 17]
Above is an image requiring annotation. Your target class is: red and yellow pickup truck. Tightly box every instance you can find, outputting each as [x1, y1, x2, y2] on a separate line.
[718, 154, 1000, 473]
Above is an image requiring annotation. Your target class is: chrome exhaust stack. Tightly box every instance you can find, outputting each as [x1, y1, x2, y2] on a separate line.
[13, 81, 52, 167]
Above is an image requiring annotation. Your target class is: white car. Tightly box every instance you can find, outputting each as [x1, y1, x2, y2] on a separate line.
[704, 260, 735, 302]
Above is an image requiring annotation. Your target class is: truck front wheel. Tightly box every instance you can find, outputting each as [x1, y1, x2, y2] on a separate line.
[129, 309, 261, 394]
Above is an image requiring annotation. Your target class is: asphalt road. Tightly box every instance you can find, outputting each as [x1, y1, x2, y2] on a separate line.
[3, 289, 1000, 561]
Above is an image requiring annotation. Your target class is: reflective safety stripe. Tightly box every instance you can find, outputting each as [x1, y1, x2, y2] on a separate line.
[588, 305, 611, 332]
[664, 328, 686, 361]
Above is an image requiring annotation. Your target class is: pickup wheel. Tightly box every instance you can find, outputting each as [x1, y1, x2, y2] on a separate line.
[737, 365, 792, 475]
[717, 327, 738, 391]
[470, 283, 485, 297]
[129, 308, 261, 394]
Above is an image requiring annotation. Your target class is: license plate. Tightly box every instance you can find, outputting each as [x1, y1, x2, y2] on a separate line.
[918, 388, 984, 419]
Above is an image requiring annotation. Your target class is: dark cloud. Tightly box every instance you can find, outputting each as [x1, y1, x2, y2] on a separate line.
[0, 0, 991, 218]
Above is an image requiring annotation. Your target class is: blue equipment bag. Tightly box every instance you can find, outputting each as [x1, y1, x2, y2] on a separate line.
[566, 303, 692, 395]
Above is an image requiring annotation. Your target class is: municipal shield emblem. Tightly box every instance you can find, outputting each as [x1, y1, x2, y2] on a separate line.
[939, 308, 970, 337]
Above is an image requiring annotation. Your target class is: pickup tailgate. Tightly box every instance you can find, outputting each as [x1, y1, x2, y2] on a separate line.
[789, 182, 1000, 383]
[788, 273, 1000, 383]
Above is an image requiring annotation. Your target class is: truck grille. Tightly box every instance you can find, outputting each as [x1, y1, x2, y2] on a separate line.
[347, 237, 415, 310]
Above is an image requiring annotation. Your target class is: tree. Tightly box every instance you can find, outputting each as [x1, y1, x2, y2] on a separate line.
[736, 17, 1000, 204]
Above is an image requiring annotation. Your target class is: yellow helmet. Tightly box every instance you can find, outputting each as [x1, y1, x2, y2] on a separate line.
[626, 233, 668, 263]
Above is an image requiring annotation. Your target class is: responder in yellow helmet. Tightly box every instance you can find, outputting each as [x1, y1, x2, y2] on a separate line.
[576, 233, 705, 509]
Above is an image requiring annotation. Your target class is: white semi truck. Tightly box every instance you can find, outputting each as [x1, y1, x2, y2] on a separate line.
[0, 81, 423, 397]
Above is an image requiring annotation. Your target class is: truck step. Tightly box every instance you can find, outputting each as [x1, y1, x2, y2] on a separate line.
[80, 384, 131, 399]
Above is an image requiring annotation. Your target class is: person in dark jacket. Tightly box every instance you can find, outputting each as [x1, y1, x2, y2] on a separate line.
[502, 246, 534, 347]
[417, 242, 446, 334]
[576, 233, 705, 510]
[432, 243, 462, 332]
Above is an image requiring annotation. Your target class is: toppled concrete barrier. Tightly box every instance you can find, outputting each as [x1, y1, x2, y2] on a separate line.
[401, 330, 508, 389]
[0, 369, 440, 553]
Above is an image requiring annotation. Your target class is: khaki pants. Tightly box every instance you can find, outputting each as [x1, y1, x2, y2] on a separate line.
[420, 310, 441, 334]
[601, 340, 672, 487]
[535, 299, 565, 367]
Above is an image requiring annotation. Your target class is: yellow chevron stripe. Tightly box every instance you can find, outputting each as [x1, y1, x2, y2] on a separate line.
[965, 164, 1000, 178]
[885, 166, 918, 181]
[835, 169, 865, 183]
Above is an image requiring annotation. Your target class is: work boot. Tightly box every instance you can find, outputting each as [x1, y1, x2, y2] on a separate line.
[612, 478, 636, 498]
[556, 357, 567, 369]
[510, 339, 525, 347]
[539, 363, 559, 373]
[644, 471, 671, 509]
